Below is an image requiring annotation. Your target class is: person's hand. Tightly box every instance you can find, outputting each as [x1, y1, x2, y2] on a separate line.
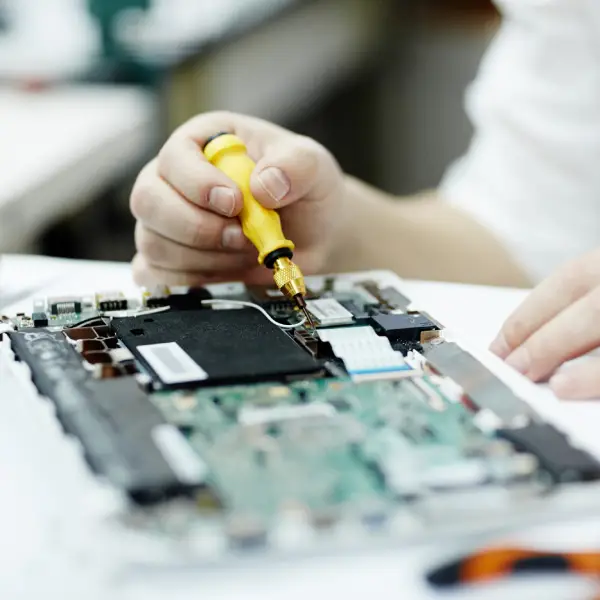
[490, 248, 600, 399]
[130, 111, 345, 288]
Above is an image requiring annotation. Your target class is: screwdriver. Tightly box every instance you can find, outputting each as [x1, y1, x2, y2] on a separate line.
[203, 133, 315, 328]
[427, 546, 600, 588]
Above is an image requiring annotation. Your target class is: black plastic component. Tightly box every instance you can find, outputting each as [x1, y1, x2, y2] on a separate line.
[247, 286, 317, 313]
[426, 560, 463, 587]
[293, 329, 334, 359]
[247, 285, 293, 306]
[203, 131, 229, 149]
[264, 247, 294, 269]
[511, 555, 570, 574]
[426, 555, 570, 588]
[32, 312, 49, 327]
[111, 309, 322, 389]
[417, 310, 444, 330]
[392, 341, 423, 356]
[168, 287, 213, 311]
[146, 296, 170, 309]
[98, 298, 127, 311]
[338, 300, 371, 323]
[49, 299, 82, 315]
[7, 330, 205, 504]
[499, 424, 600, 482]
[370, 313, 439, 343]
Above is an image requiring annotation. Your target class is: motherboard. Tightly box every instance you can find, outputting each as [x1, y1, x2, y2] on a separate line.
[2, 273, 599, 558]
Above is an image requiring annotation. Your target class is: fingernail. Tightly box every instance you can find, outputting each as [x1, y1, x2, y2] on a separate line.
[258, 167, 290, 205]
[222, 224, 246, 250]
[489, 333, 511, 359]
[209, 187, 236, 216]
[550, 374, 573, 398]
[506, 347, 531, 375]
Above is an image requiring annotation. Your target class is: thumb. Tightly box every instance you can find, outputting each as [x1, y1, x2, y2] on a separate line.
[250, 137, 323, 209]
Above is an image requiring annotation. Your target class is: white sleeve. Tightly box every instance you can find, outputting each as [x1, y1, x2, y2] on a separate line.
[440, 0, 600, 283]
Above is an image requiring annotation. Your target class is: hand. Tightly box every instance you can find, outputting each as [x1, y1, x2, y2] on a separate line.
[490, 248, 600, 399]
[130, 111, 345, 287]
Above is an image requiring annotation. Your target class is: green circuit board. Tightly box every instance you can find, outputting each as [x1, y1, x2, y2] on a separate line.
[149, 378, 498, 521]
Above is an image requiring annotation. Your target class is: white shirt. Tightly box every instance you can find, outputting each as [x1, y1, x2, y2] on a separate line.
[441, 0, 600, 283]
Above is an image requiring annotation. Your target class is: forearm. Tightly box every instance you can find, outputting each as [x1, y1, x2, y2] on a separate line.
[326, 176, 530, 287]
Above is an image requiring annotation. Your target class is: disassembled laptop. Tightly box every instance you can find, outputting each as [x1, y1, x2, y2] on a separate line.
[2, 271, 599, 564]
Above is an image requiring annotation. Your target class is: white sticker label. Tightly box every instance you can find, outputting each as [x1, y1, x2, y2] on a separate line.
[152, 424, 208, 484]
[137, 342, 208, 384]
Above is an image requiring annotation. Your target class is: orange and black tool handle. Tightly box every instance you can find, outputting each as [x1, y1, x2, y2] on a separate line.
[427, 547, 600, 588]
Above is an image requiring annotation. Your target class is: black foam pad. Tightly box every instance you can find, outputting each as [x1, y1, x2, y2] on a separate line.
[111, 309, 320, 388]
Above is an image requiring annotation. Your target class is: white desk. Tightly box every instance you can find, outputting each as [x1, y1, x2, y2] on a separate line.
[2, 255, 600, 600]
[0, 86, 157, 253]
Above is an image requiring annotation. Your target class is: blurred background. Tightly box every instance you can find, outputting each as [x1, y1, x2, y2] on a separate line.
[0, 0, 498, 262]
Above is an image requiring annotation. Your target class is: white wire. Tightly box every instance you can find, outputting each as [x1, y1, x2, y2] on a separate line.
[134, 305, 172, 317]
[201, 299, 307, 330]
[106, 305, 172, 319]
[127, 300, 306, 330]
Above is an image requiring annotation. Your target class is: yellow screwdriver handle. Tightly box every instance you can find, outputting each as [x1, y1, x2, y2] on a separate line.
[203, 133, 294, 265]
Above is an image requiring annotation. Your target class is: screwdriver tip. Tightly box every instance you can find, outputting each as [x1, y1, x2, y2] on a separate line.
[302, 307, 316, 330]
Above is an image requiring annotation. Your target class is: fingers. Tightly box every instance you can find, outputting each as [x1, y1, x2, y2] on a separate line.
[167, 113, 334, 212]
[132, 253, 267, 288]
[491, 249, 600, 358]
[131, 162, 252, 252]
[132, 111, 343, 291]
[173, 110, 282, 157]
[550, 358, 600, 400]
[250, 137, 329, 209]
[135, 223, 256, 273]
[132, 253, 214, 287]
[157, 137, 244, 217]
[503, 287, 600, 382]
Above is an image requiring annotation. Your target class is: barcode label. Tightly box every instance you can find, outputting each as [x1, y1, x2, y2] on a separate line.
[137, 342, 208, 384]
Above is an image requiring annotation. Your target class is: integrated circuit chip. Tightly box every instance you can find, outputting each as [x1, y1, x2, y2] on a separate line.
[370, 313, 439, 343]
[48, 296, 82, 316]
[306, 298, 354, 327]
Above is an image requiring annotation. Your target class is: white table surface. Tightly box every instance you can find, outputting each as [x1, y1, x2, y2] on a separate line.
[0, 86, 157, 252]
[2, 255, 600, 600]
